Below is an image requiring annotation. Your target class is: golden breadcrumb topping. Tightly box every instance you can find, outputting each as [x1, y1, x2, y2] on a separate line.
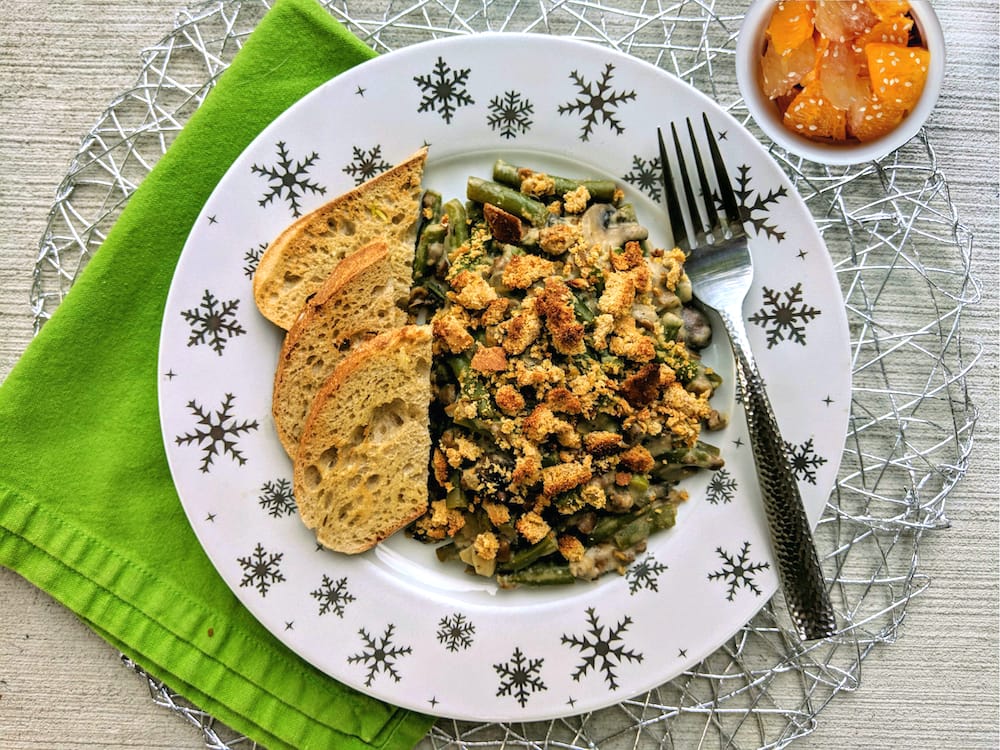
[411, 176, 723, 583]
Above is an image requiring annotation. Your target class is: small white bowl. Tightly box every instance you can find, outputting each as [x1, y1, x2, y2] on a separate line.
[735, 0, 945, 165]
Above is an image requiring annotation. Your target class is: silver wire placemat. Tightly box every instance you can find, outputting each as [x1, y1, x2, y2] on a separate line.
[30, 1, 981, 748]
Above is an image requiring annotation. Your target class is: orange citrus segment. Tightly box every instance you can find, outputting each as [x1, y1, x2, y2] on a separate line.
[761, 34, 818, 97]
[783, 80, 848, 140]
[866, 0, 911, 22]
[865, 42, 929, 111]
[856, 14, 914, 47]
[818, 41, 869, 110]
[815, 0, 878, 44]
[847, 90, 907, 141]
[766, 1, 816, 55]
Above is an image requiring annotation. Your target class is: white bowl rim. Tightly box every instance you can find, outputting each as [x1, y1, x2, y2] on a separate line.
[735, 0, 946, 166]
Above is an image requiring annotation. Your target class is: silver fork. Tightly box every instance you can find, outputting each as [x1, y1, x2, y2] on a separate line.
[658, 115, 837, 641]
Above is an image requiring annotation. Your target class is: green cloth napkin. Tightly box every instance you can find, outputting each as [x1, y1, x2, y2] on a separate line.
[0, 1, 434, 747]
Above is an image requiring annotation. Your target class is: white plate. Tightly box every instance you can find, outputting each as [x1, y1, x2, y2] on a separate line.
[158, 33, 850, 722]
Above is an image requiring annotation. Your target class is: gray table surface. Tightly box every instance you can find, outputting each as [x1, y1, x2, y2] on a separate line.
[1, 2, 997, 748]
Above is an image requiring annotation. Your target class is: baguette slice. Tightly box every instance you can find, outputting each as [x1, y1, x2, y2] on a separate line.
[272, 241, 406, 457]
[253, 146, 428, 329]
[293, 325, 432, 554]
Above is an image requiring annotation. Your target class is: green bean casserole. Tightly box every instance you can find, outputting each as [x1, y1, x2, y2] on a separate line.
[408, 160, 726, 587]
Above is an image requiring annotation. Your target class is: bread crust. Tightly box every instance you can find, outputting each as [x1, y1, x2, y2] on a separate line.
[271, 241, 406, 457]
[253, 146, 428, 329]
[292, 325, 432, 554]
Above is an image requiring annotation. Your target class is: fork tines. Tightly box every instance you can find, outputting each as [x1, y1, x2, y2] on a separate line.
[658, 113, 744, 252]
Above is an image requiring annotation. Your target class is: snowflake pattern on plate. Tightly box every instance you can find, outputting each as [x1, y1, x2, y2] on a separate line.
[310, 574, 356, 618]
[180, 290, 246, 356]
[705, 468, 738, 505]
[436, 612, 476, 652]
[348, 624, 412, 686]
[749, 282, 822, 348]
[785, 437, 828, 485]
[558, 63, 636, 142]
[487, 90, 533, 138]
[174, 393, 258, 473]
[626, 554, 669, 594]
[250, 140, 326, 217]
[258, 477, 296, 517]
[243, 242, 266, 279]
[733, 163, 788, 242]
[708, 541, 770, 601]
[237, 542, 285, 597]
[561, 608, 643, 689]
[622, 153, 662, 201]
[494, 647, 546, 708]
[414, 57, 474, 124]
[342, 145, 392, 185]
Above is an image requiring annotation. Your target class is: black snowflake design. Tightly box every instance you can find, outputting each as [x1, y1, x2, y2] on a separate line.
[733, 163, 788, 242]
[180, 290, 246, 356]
[436, 612, 476, 652]
[494, 647, 546, 708]
[414, 56, 475, 124]
[487, 90, 534, 138]
[626, 554, 668, 594]
[560, 608, 643, 690]
[558, 63, 637, 142]
[310, 574, 356, 618]
[706, 468, 738, 505]
[748, 282, 822, 348]
[622, 154, 662, 201]
[784, 437, 828, 485]
[708, 541, 770, 601]
[347, 624, 412, 687]
[175, 393, 259, 473]
[258, 477, 296, 517]
[342, 145, 392, 185]
[237, 542, 285, 597]
[243, 242, 267, 279]
[250, 140, 326, 217]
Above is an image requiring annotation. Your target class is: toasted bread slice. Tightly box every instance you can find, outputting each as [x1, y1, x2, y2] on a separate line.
[253, 146, 428, 329]
[271, 241, 407, 457]
[293, 325, 432, 554]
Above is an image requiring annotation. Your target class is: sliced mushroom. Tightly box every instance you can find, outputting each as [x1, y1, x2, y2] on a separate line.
[580, 204, 648, 250]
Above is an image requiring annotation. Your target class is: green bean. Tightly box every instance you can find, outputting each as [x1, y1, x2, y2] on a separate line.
[651, 465, 697, 484]
[446, 471, 467, 509]
[644, 435, 686, 461]
[421, 189, 443, 222]
[628, 474, 649, 495]
[590, 496, 677, 546]
[683, 440, 723, 469]
[443, 198, 469, 250]
[661, 311, 684, 341]
[500, 534, 559, 572]
[414, 222, 445, 281]
[454, 416, 494, 438]
[467, 177, 550, 227]
[492, 159, 618, 203]
[589, 512, 634, 544]
[572, 290, 596, 324]
[435, 542, 459, 562]
[497, 562, 575, 587]
[446, 353, 471, 380]
[424, 277, 449, 302]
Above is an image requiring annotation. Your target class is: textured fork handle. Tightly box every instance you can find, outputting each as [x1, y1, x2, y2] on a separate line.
[719, 307, 838, 641]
